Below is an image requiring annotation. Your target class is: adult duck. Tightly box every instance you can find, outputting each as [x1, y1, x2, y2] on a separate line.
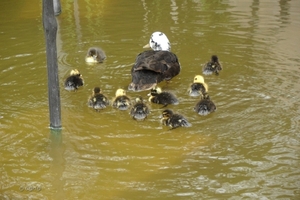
[128, 32, 181, 91]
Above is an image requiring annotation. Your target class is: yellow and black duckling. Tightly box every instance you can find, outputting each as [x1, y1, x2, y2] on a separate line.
[194, 92, 216, 116]
[161, 109, 191, 129]
[128, 31, 181, 91]
[130, 97, 150, 121]
[189, 75, 208, 97]
[85, 47, 106, 63]
[64, 69, 84, 91]
[88, 87, 109, 111]
[148, 87, 179, 107]
[203, 55, 222, 75]
[112, 89, 131, 110]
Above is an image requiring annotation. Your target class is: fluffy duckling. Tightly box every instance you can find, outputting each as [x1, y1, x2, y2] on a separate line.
[148, 87, 179, 107]
[130, 97, 150, 121]
[112, 89, 131, 110]
[189, 75, 208, 97]
[194, 92, 216, 115]
[85, 47, 106, 63]
[64, 69, 84, 91]
[203, 55, 222, 75]
[161, 109, 191, 129]
[128, 32, 181, 91]
[88, 87, 109, 110]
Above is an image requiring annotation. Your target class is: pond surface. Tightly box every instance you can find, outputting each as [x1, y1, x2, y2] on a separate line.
[0, 0, 300, 199]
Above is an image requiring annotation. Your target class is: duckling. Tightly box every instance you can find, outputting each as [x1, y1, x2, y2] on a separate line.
[85, 47, 106, 63]
[112, 89, 131, 110]
[189, 75, 208, 97]
[88, 87, 109, 111]
[203, 55, 222, 75]
[128, 32, 181, 91]
[161, 109, 191, 129]
[64, 69, 84, 91]
[148, 87, 179, 107]
[194, 92, 216, 115]
[130, 97, 150, 121]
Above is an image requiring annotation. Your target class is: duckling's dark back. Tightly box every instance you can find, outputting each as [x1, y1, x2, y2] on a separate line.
[151, 91, 179, 105]
[130, 102, 150, 120]
[194, 95, 216, 115]
[89, 93, 109, 110]
[64, 75, 83, 91]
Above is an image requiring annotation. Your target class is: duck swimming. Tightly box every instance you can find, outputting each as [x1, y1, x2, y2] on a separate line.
[64, 69, 84, 91]
[148, 87, 179, 107]
[88, 87, 109, 111]
[189, 75, 208, 97]
[161, 109, 191, 129]
[130, 97, 150, 121]
[85, 47, 106, 63]
[194, 92, 216, 115]
[128, 31, 181, 91]
[203, 55, 222, 75]
[112, 89, 131, 110]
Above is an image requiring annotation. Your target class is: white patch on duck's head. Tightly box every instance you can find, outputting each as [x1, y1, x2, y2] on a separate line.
[193, 75, 205, 84]
[144, 32, 171, 51]
[115, 89, 126, 97]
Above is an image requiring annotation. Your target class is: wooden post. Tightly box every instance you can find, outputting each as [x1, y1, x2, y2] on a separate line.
[43, 0, 62, 129]
[53, 0, 62, 16]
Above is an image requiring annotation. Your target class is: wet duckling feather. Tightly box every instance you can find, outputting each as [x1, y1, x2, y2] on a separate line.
[64, 69, 84, 91]
[161, 109, 191, 129]
[88, 87, 109, 110]
[130, 97, 150, 121]
[203, 55, 222, 75]
[189, 75, 208, 97]
[85, 47, 106, 63]
[194, 93, 216, 115]
[148, 87, 179, 106]
[112, 89, 131, 110]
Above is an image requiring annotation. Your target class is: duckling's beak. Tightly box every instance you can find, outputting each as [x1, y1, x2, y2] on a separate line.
[147, 92, 151, 96]
[143, 43, 151, 48]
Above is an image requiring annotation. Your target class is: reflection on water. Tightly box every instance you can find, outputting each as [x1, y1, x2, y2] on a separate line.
[0, 0, 300, 199]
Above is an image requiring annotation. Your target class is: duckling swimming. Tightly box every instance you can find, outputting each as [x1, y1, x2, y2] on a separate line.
[64, 69, 84, 91]
[130, 97, 150, 121]
[161, 109, 191, 129]
[194, 92, 216, 115]
[88, 87, 109, 110]
[128, 32, 181, 91]
[85, 47, 106, 63]
[189, 75, 208, 97]
[203, 55, 222, 75]
[148, 87, 179, 107]
[112, 89, 131, 110]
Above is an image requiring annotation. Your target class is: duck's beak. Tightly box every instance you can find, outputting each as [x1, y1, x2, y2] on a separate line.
[143, 43, 151, 48]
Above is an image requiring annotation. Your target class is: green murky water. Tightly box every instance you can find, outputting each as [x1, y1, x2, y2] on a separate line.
[1, 0, 300, 199]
